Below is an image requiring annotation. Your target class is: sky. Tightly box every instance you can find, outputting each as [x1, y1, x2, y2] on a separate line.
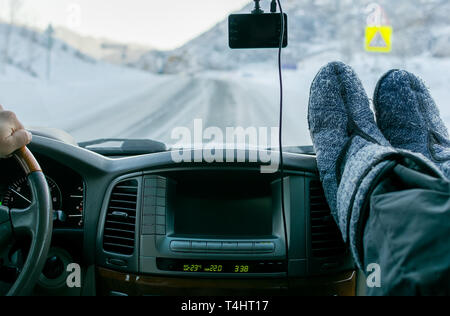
[0, 0, 250, 50]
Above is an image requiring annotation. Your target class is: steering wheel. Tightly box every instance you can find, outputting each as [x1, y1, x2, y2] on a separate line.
[0, 147, 53, 296]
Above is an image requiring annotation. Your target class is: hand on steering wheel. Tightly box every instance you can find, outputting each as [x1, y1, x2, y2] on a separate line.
[0, 106, 32, 158]
[0, 147, 53, 296]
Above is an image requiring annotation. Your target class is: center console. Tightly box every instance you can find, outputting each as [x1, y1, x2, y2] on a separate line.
[97, 168, 353, 282]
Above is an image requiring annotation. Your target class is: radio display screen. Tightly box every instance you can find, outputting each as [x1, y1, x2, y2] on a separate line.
[173, 195, 273, 238]
[171, 174, 274, 238]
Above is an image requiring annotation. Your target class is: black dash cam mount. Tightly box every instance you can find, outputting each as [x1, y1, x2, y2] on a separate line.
[228, 0, 288, 49]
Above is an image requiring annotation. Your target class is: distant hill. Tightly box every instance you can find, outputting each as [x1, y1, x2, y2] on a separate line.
[53, 27, 153, 66]
[0, 22, 96, 79]
[132, 0, 450, 74]
[0, 22, 155, 80]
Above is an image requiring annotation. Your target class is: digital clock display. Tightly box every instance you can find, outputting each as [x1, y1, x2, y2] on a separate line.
[182, 264, 249, 273]
[157, 259, 286, 274]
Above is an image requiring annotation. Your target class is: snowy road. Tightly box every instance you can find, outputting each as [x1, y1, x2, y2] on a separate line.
[65, 75, 311, 147]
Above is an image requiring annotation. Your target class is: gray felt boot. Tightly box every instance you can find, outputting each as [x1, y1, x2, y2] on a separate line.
[374, 69, 450, 179]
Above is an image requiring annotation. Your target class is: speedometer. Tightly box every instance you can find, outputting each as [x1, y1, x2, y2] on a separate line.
[2, 176, 62, 211]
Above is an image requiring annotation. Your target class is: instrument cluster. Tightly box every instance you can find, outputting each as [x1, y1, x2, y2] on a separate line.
[0, 153, 85, 229]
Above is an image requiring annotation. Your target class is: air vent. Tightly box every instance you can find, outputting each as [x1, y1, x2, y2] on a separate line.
[309, 180, 347, 259]
[103, 179, 139, 255]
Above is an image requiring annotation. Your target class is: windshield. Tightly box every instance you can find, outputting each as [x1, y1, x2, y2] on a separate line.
[0, 0, 448, 149]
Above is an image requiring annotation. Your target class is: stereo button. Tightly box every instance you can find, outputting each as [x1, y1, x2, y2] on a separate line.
[191, 241, 207, 251]
[222, 242, 238, 251]
[237, 242, 254, 252]
[254, 242, 275, 253]
[206, 242, 222, 251]
[171, 241, 191, 252]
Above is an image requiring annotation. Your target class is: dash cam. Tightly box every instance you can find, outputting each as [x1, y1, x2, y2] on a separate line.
[228, 13, 288, 49]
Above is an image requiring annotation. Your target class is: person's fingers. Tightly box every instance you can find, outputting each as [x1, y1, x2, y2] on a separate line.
[1, 130, 32, 157]
[0, 110, 24, 130]
[12, 129, 32, 146]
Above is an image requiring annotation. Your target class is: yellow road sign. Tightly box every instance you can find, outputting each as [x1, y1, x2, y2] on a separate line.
[365, 26, 392, 53]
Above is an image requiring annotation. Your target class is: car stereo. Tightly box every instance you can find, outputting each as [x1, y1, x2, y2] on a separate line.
[138, 174, 287, 277]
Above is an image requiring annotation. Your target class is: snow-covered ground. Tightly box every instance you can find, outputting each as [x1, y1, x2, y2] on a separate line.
[0, 61, 163, 138]
[1, 52, 449, 148]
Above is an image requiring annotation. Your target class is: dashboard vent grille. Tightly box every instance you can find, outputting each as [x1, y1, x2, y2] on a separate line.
[103, 179, 138, 255]
[309, 180, 347, 259]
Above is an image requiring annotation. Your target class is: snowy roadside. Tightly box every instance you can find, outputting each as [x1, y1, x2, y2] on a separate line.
[0, 52, 448, 147]
[0, 62, 165, 136]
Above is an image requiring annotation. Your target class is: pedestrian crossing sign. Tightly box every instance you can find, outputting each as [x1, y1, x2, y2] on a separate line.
[365, 26, 392, 53]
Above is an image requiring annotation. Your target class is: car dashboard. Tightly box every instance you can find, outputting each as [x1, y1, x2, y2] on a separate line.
[0, 154, 85, 230]
[0, 135, 356, 296]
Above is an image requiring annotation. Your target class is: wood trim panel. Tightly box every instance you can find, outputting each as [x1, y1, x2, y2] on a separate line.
[97, 268, 356, 296]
